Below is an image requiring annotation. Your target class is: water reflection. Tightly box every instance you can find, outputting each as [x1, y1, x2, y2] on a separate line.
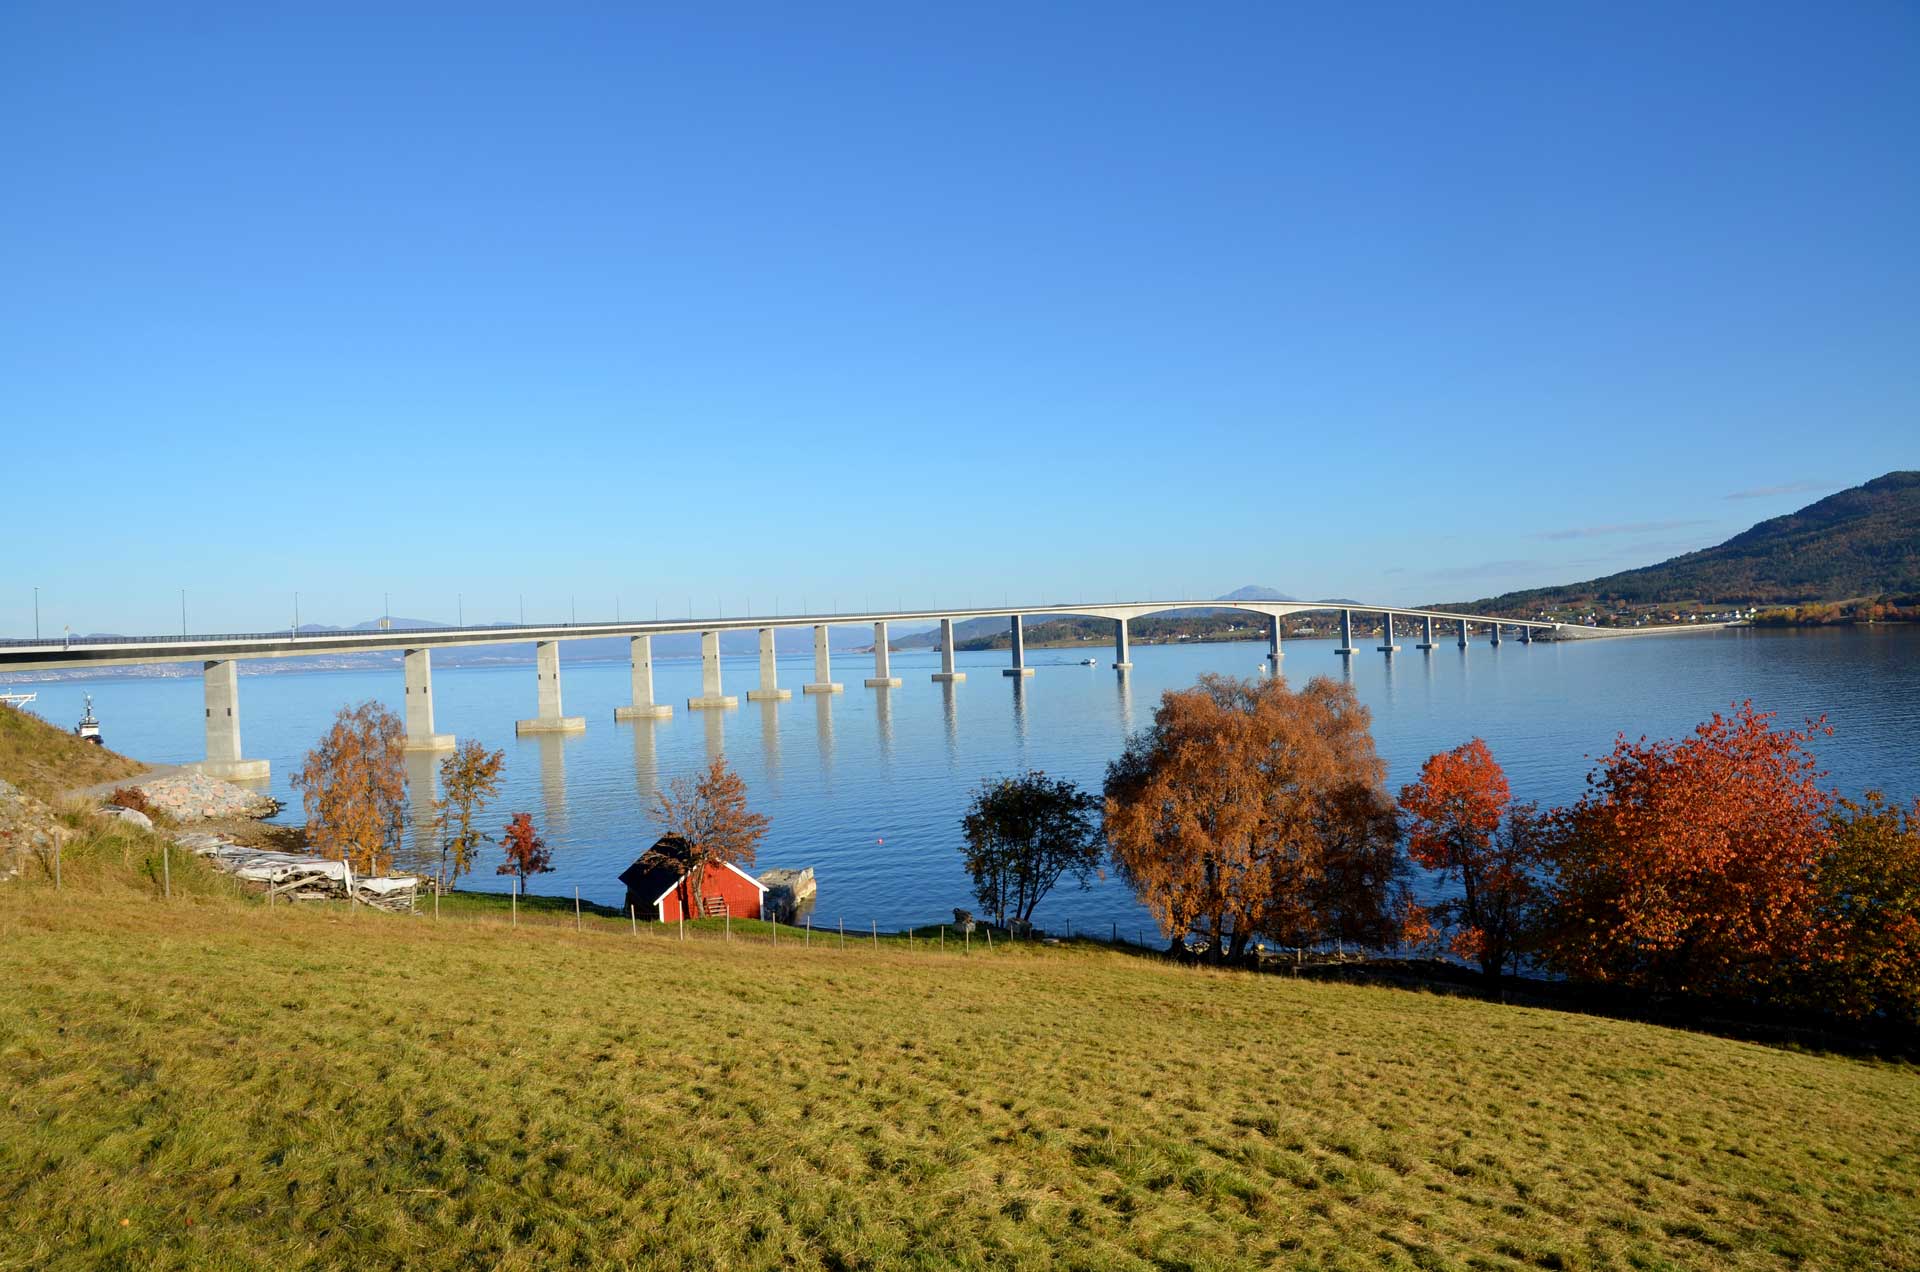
[1115, 669, 1135, 739]
[627, 719, 660, 811]
[758, 701, 782, 779]
[1011, 677, 1030, 763]
[940, 680, 959, 771]
[702, 705, 725, 760]
[405, 747, 442, 869]
[813, 692, 834, 782]
[873, 687, 894, 761]
[536, 733, 570, 841]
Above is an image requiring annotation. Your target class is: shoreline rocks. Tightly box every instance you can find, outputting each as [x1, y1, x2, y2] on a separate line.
[131, 772, 279, 821]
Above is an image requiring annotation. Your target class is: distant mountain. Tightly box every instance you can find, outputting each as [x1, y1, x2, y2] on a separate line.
[1451, 471, 1920, 613]
[1217, 585, 1299, 603]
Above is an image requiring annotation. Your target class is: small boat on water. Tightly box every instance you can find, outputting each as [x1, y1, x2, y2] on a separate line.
[74, 694, 103, 746]
[1080, 657, 1098, 666]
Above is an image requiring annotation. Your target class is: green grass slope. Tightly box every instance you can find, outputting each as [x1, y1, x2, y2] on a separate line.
[2, 874, 1915, 1270]
[0, 703, 144, 801]
[1454, 470, 1920, 612]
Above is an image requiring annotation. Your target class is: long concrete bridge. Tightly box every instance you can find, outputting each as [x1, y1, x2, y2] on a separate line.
[0, 600, 1663, 780]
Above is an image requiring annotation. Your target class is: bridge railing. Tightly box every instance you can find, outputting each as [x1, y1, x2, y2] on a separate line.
[0, 622, 583, 650]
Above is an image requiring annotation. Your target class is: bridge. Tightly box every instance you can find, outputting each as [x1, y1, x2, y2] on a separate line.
[0, 600, 1694, 780]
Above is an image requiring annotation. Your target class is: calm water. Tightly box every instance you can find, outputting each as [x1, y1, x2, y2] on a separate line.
[16, 627, 1918, 934]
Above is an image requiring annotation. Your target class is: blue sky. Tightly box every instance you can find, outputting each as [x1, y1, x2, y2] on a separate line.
[3, 1, 1914, 636]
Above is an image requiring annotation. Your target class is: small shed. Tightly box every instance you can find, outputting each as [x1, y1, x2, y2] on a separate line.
[618, 836, 766, 922]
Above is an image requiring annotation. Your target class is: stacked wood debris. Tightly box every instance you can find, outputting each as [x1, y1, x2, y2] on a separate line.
[174, 831, 419, 912]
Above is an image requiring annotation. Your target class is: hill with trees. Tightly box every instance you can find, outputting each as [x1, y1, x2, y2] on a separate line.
[1449, 471, 1920, 617]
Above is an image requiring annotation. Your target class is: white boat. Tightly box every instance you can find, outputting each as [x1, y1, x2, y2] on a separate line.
[1080, 657, 1098, 666]
[74, 694, 103, 746]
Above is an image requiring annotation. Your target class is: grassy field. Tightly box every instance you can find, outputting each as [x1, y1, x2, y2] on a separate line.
[2, 832, 1917, 1272]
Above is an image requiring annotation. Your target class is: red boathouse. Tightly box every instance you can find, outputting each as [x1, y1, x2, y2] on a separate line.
[618, 836, 766, 921]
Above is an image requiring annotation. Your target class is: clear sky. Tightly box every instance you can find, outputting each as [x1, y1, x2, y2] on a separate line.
[3, 2, 1914, 636]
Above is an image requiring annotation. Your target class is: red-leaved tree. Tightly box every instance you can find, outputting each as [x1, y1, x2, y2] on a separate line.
[1399, 738, 1544, 979]
[497, 812, 553, 887]
[1537, 703, 1832, 997]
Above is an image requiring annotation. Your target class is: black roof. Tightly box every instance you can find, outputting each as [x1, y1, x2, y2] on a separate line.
[618, 835, 691, 902]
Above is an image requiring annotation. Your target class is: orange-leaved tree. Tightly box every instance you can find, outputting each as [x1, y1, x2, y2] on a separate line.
[1797, 792, 1920, 1026]
[1103, 674, 1405, 962]
[1399, 738, 1545, 979]
[1537, 702, 1832, 997]
[434, 739, 506, 892]
[291, 700, 409, 876]
[496, 812, 553, 885]
[648, 755, 770, 918]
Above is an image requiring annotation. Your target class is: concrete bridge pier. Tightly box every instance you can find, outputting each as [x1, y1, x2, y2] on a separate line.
[614, 635, 672, 719]
[1377, 612, 1402, 655]
[689, 630, 739, 709]
[516, 640, 586, 734]
[1113, 617, 1134, 670]
[198, 659, 270, 780]
[1520, 625, 1535, 645]
[747, 628, 791, 701]
[866, 621, 902, 687]
[402, 648, 455, 750]
[1490, 624, 1503, 647]
[1417, 615, 1438, 651]
[1458, 619, 1470, 649]
[804, 624, 842, 693]
[1266, 614, 1283, 673]
[1334, 608, 1360, 657]
[931, 617, 966, 682]
[1003, 615, 1034, 676]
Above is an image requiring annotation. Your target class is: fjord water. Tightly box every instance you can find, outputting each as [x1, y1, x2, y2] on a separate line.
[21, 627, 1919, 935]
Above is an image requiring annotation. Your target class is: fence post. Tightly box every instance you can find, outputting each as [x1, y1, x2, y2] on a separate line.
[434, 884, 440, 921]
[941, 925, 945, 951]
[871, 920, 877, 949]
[1112, 921, 1117, 944]
[679, 914, 685, 943]
[909, 927, 913, 951]
[986, 928, 993, 952]
[162, 841, 171, 900]
[771, 914, 776, 945]
[806, 915, 811, 944]
[575, 887, 582, 931]
[726, 911, 732, 941]
[965, 926, 970, 953]
[630, 904, 637, 936]
[839, 917, 844, 948]
[511, 880, 518, 927]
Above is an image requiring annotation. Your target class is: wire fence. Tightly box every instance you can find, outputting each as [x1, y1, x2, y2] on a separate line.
[404, 881, 1173, 958]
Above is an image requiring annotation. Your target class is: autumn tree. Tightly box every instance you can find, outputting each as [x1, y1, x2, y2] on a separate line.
[1536, 703, 1832, 997]
[433, 739, 506, 892]
[291, 700, 409, 876]
[1796, 793, 1920, 1026]
[648, 755, 770, 919]
[1399, 738, 1545, 978]
[959, 771, 1102, 928]
[496, 812, 553, 885]
[1103, 674, 1406, 962]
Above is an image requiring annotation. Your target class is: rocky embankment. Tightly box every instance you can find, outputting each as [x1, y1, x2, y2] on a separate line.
[0, 778, 67, 883]
[126, 771, 279, 821]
